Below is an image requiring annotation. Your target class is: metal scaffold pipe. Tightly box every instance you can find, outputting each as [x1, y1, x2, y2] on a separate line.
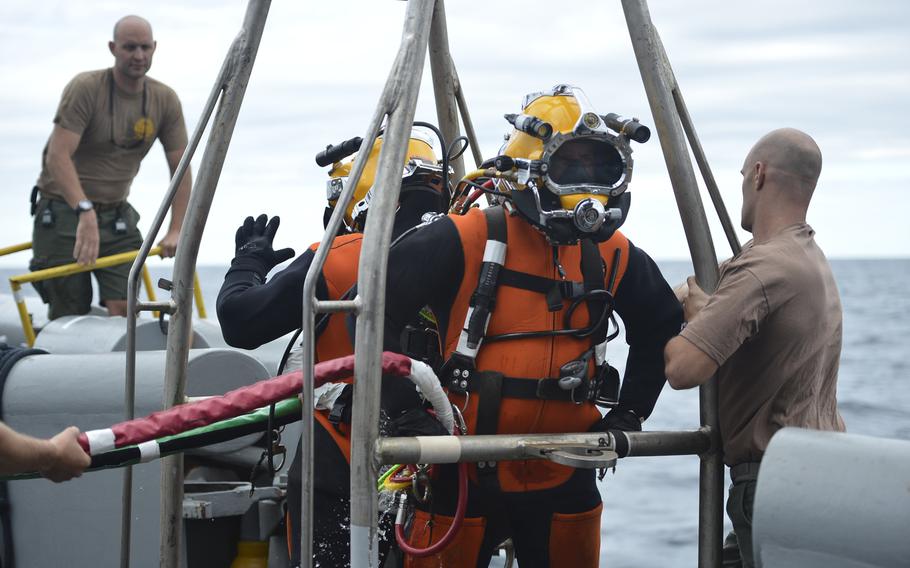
[120, 36, 229, 568]
[428, 0, 465, 181]
[673, 85, 742, 256]
[648, 29, 742, 257]
[375, 430, 712, 465]
[350, 0, 437, 565]
[158, 2, 271, 566]
[621, 0, 724, 565]
[299, 74, 388, 568]
[452, 65, 484, 169]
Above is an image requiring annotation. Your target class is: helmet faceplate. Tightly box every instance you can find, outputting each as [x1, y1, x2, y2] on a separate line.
[499, 85, 636, 244]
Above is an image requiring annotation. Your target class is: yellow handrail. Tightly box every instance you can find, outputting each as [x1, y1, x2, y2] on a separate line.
[0, 242, 33, 257]
[5, 245, 207, 346]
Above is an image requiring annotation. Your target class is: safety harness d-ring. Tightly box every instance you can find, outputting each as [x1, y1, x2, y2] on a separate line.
[412, 465, 432, 504]
[452, 403, 468, 435]
[456, 391, 469, 414]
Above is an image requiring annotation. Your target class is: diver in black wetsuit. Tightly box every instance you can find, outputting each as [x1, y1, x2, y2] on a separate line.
[373, 86, 683, 566]
[216, 130, 452, 567]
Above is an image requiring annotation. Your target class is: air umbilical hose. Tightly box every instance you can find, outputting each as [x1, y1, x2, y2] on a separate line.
[393, 440, 469, 557]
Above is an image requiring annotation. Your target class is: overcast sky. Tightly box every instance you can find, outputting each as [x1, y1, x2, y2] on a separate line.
[1, 0, 908, 268]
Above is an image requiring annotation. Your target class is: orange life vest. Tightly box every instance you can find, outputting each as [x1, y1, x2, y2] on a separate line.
[444, 206, 629, 491]
[308, 233, 363, 463]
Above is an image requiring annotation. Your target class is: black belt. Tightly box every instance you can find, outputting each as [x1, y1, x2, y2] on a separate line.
[44, 196, 126, 212]
[729, 461, 761, 483]
[461, 374, 590, 403]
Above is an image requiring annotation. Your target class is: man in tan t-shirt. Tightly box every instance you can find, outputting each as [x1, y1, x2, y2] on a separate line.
[30, 15, 191, 319]
[663, 128, 845, 568]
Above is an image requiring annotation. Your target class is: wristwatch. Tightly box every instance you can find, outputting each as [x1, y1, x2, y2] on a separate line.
[75, 199, 94, 215]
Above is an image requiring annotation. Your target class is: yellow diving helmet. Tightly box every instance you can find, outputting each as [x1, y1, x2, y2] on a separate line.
[496, 84, 649, 243]
[320, 129, 447, 232]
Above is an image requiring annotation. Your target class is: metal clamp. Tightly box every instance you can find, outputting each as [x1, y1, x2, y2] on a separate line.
[521, 442, 618, 469]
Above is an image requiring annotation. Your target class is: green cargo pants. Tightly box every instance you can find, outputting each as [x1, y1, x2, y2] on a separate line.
[723, 464, 758, 568]
[30, 197, 143, 320]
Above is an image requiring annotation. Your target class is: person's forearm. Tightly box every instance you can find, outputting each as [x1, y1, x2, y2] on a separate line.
[46, 149, 87, 208]
[0, 422, 54, 475]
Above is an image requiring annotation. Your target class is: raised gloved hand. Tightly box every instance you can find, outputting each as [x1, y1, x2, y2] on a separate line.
[590, 408, 643, 433]
[232, 214, 295, 277]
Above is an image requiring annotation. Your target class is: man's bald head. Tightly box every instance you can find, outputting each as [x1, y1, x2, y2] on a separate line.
[109, 15, 156, 85]
[113, 15, 153, 42]
[746, 128, 823, 197]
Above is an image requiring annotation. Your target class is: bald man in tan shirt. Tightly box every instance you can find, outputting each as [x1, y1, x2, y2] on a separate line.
[31, 15, 191, 319]
[664, 128, 845, 567]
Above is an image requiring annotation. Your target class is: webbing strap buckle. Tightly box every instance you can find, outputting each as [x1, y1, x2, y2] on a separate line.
[559, 280, 586, 300]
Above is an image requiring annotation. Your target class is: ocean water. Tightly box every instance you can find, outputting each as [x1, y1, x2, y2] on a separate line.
[2, 258, 908, 566]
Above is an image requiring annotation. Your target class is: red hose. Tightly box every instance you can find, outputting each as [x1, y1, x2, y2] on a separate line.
[394, 459, 469, 557]
[78, 352, 412, 453]
[460, 180, 494, 213]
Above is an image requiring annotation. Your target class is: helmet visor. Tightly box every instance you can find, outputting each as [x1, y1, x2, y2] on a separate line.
[546, 137, 626, 192]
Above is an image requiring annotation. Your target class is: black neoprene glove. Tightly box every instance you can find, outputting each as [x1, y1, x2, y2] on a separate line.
[231, 214, 295, 278]
[590, 408, 643, 433]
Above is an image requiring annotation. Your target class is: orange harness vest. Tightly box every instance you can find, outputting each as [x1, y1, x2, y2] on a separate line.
[443, 207, 629, 491]
[308, 233, 363, 463]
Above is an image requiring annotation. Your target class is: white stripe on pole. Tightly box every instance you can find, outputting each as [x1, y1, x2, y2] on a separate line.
[138, 441, 161, 463]
[85, 429, 116, 454]
[416, 435, 462, 463]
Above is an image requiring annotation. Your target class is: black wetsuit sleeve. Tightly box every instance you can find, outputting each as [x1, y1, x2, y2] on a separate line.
[381, 217, 464, 353]
[216, 249, 328, 349]
[344, 218, 463, 417]
[612, 241, 684, 420]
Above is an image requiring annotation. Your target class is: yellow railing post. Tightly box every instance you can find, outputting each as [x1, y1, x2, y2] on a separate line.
[192, 272, 207, 319]
[142, 265, 158, 303]
[0, 242, 33, 258]
[141, 265, 162, 319]
[9, 281, 37, 347]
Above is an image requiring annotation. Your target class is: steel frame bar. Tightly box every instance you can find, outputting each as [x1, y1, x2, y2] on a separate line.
[452, 64, 484, 169]
[673, 86, 742, 256]
[375, 430, 711, 465]
[645, 30, 741, 256]
[156, 2, 272, 567]
[428, 0, 465, 182]
[119, 27, 229, 568]
[349, 1, 436, 566]
[621, 0, 724, 565]
[298, 43, 390, 568]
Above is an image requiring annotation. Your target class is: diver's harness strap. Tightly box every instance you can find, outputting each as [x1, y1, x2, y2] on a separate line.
[454, 366, 620, 404]
[496, 269, 588, 312]
[441, 206, 622, 490]
[453, 208, 508, 359]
